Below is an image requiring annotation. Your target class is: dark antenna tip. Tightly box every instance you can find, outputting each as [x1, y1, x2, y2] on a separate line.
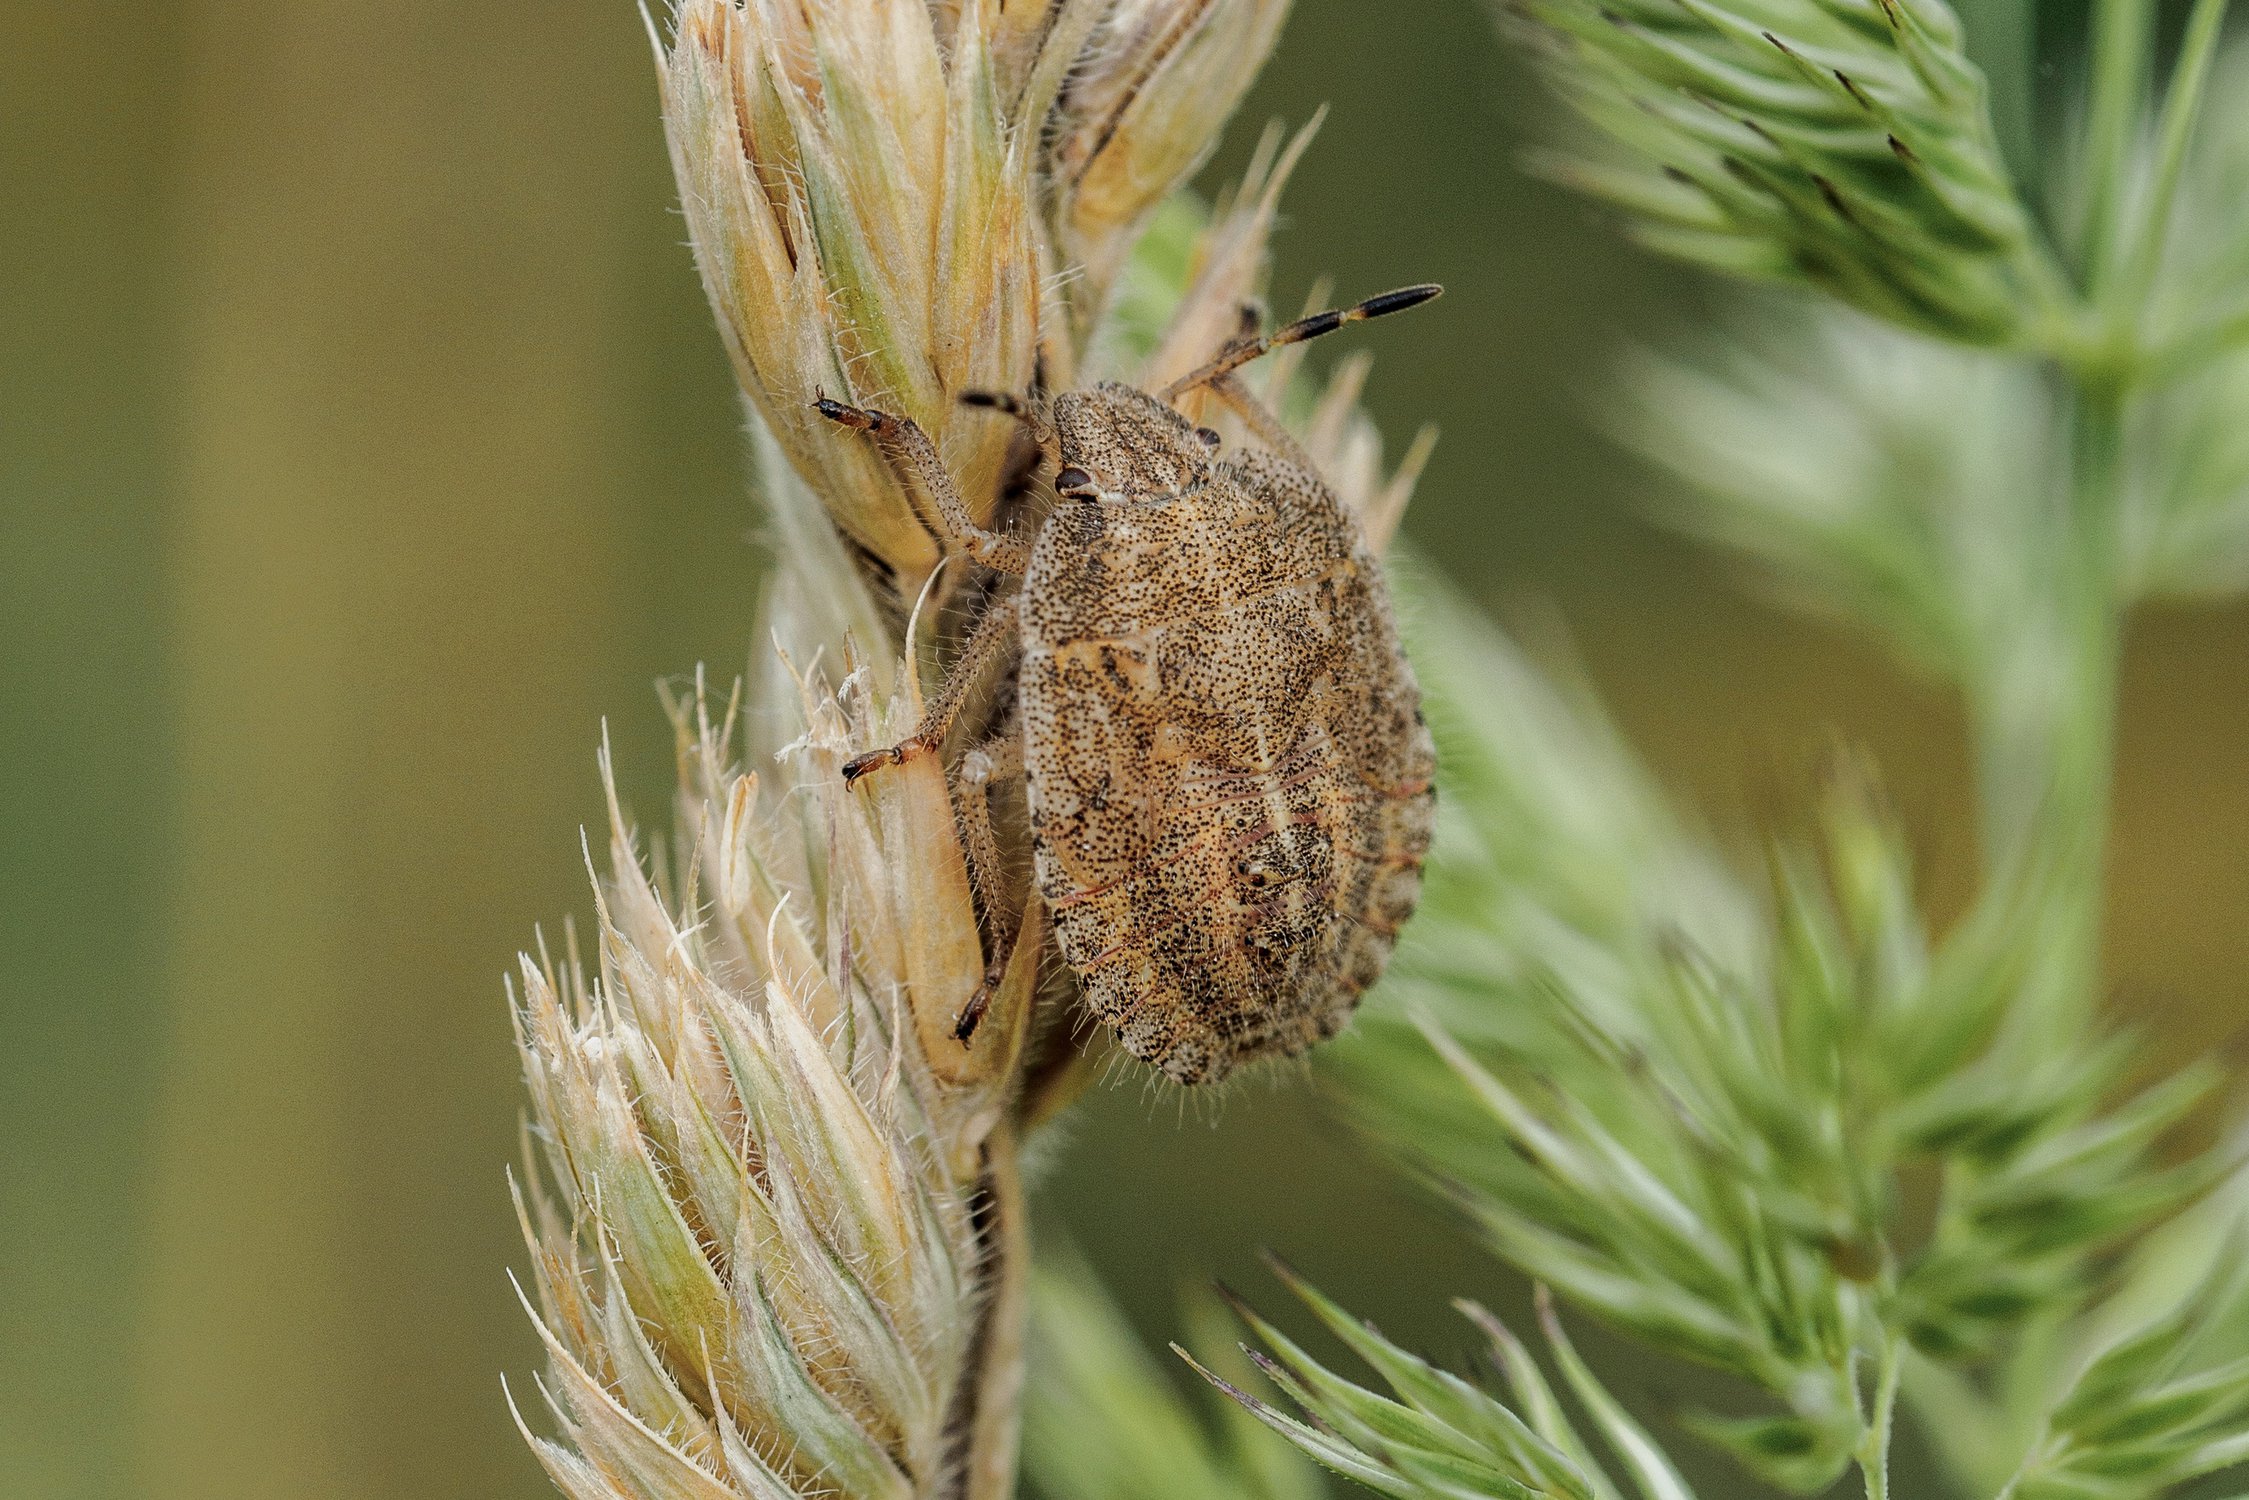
[1362, 283, 1444, 319]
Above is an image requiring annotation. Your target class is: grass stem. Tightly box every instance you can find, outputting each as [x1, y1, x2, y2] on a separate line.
[2081, 0, 2156, 296]
[1858, 1334, 1903, 1500]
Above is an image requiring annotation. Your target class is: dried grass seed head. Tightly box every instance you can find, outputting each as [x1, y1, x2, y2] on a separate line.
[512, 658, 1037, 1499]
[659, 0, 1290, 596]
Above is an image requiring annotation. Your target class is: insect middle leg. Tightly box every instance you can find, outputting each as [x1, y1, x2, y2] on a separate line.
[814, 397, 1032, 574]
[841, 591, 1022, 785]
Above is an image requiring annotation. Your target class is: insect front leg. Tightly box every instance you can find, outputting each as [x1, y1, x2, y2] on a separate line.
[813, 397, 1032, 574]
[841, 592, 1022, 785]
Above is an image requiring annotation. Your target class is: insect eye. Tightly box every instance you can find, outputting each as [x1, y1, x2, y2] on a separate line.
[1194, 427, 1222, 451]
[1054, 465, 1097, 497]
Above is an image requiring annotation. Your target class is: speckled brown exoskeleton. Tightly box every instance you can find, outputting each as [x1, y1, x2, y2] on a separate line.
[815, 287, 1440, 1085]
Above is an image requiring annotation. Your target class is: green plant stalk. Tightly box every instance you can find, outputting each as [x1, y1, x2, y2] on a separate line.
[1858, 1332, 1904, 1500]
[1997, 383, 2128, 1037]
[2082, 0, 2156, 297]
[2067, 383, 2128, 958]
[1983, 0, 2228, 1028]
[2019, 0, 2238, 1024]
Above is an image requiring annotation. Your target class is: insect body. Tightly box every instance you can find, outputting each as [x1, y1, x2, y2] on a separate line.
[818, 288, 1439, 1084]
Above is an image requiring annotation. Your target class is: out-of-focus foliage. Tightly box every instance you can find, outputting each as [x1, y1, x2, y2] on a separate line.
[1905, 1127, 2249, 1498]
[1504, 0, 2051, 344]
[2003, 1253, 2249, 1500]
[1384, 555, 1761, 1027]
[1024, 1252, 1325, 1500]
[1624, 309, 2054, 690]
[2132, 38, 2249, 602]
[1029, 1247, 1704, 1500]
[2132, 342, 2249, 599]
[1201, 1268, 1701, 1500]
[1168, 571, 2247, 1500]
[1164, 3, 2249, 1496]
[1302, 574, 2219, 1495]
[1617, 306, 2097, 864]
[1594, 20, 2249, 622]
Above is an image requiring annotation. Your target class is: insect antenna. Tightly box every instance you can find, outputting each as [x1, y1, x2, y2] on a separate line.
[960, 389, 1039, 421]
[1159, 283, 1443, 403]
[959, 389, 1059, 453]
[949, 393, 1052, 481]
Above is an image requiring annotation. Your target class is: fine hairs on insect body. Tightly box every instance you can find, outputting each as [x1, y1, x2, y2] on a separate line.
[819, 287, 1441, 1084]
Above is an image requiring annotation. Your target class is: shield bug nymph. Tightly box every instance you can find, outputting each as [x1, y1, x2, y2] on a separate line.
[815, 286, 1440, 1085]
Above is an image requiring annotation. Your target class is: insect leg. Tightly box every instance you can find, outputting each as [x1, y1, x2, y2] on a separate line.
[950, 720, 1029, 1043]
[814, 397, 1033, 574]
[954, 723, 1025, 938]
[1158, 284, 1443, 402]
[1199, 370, 1319, 473]
[841, 593, 1022, 785]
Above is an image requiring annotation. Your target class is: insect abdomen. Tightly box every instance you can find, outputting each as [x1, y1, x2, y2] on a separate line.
[1019, 484, 1434, 1084]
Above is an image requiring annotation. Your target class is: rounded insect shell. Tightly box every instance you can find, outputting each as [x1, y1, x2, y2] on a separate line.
[1016, 382, 1437, 1085]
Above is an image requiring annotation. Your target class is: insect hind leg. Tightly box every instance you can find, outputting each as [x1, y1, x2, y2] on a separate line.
[948, 718, 1030, 1045]
[954, 718, 1027, 955]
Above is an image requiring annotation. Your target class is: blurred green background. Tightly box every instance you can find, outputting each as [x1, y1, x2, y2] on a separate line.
[3, 2, 2243, 1497]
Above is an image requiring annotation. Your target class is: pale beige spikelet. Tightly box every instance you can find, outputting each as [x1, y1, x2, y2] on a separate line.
[658, 0, 1041, 583]
[1051, 0, 1292, 336]
[657, 0, 1291, 592]
[1137, 116, 1319, 391]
